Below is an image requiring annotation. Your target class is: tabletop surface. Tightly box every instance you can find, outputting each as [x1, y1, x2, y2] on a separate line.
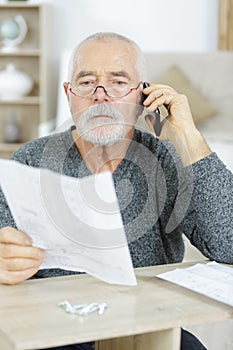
[0, 261, 232, 350]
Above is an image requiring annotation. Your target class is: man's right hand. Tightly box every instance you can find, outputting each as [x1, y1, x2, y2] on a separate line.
[0, 226, 45, 285]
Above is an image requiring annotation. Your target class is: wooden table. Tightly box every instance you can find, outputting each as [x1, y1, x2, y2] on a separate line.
[0, 261, 232, 350]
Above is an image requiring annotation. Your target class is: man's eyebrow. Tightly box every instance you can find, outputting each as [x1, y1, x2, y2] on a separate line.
[109, 71, 131, 79]
[76, 71, 95, 79]
[75, 70, 131, 80]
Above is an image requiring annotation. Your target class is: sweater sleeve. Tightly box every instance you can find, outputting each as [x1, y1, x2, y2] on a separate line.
[0, 187, 16, 229]
[180, 153, 233, 264]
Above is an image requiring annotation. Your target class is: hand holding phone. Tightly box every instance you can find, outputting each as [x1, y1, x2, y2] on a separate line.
[142, 82, 162, 136]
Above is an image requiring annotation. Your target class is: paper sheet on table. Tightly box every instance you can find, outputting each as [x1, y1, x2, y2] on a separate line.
[0, 159, 137, 286]
[156, 262, 233, 307]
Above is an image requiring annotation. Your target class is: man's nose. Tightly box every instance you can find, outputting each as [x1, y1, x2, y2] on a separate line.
[93, 86, 110, 103]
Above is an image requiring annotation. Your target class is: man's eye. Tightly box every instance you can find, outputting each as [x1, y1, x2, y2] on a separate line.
[117, 81, 126, 85]
[113, 80, 128, 86]
[80, 81, 93, 86]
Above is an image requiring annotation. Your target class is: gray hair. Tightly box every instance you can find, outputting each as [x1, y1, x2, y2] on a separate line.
[67, 32, 147, 81]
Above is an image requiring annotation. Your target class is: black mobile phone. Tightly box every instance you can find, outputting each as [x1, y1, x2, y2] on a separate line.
[141, 82, 161, 136]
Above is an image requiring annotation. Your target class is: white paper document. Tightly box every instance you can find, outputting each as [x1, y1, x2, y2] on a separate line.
[0, 159, 137, 285]
[157, 262, 233, 307]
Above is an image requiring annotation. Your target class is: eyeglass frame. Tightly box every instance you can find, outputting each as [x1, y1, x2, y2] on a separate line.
[66, 81, 143, 99]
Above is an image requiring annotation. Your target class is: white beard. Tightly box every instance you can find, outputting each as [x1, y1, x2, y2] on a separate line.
[75, 104, 126, 146]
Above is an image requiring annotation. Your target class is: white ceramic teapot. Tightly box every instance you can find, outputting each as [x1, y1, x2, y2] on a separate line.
[0, 63, 33, 100]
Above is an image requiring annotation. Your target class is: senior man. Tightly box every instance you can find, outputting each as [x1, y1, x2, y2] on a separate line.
[0, 32, 232, 350]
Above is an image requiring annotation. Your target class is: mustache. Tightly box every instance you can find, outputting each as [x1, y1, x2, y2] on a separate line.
[79, 103, 124, 123]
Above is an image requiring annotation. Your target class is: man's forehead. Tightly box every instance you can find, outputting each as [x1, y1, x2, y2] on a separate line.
[72, 40, 138, 78]
[77, 39, 136, 58]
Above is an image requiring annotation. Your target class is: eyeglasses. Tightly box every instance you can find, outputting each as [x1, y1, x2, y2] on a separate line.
[66, 81, 142, 98]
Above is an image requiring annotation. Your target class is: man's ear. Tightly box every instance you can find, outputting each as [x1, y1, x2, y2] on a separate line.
[63, 82, 72, 109]
[63, 82, 69, 97]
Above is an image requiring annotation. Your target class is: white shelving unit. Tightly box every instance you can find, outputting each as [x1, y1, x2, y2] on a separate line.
[0, 2, 53, 158]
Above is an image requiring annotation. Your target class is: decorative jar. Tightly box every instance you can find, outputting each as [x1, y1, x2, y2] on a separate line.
[0, 63, 33, 100]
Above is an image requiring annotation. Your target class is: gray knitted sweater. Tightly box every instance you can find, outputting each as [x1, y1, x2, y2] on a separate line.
[0, 127, 233, 279]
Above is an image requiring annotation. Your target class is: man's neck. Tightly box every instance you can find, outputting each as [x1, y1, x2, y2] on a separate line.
[72, 129, 133, 174]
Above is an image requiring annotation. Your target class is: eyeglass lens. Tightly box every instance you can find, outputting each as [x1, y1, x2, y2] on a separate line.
[69, 81, 142, 98]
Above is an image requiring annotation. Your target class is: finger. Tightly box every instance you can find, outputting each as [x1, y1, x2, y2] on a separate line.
[143, 91, 164, 106]
[0, 267, 39, 285]
[146, 93, 175, 113]
[2, 257, 43, 272]
[0, 227, 32, 246]
[143, 83, 177, 93]
[142, 84, 176, 97]
[143, 89, 176, 108]
[0, 243, 45, 260]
